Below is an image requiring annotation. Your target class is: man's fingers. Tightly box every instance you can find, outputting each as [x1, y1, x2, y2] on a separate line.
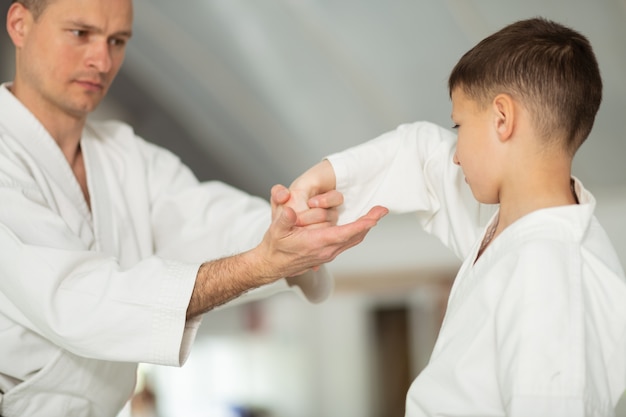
[271, 184, 290, 207]
[309, 205, 388, 261]
[362, 205, 389, 222]
[295, 207, 339, 227]
[331, 206, 388, 242]
[264, 202, 388, 279]
[273, 203, 298, 231]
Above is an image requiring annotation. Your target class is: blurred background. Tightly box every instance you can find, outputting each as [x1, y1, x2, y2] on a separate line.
[1, 1, 625, 416]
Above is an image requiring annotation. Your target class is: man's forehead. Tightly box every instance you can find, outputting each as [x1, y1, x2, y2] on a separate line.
[47, 0, 133, 31]
[45, 0, 133, 16]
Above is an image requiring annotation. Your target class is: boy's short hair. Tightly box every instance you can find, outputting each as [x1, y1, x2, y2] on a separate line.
[448, 17, 602, 154]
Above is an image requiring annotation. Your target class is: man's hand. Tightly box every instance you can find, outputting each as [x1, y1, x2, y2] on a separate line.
[261, 184, 388, 278]
[186, 186, 387, 319]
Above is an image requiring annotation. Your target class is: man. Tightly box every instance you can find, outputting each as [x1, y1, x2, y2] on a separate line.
[0, 0, 388, 416]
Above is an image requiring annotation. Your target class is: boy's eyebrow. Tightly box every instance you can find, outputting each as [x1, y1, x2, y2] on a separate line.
[65, 19, 133, 38]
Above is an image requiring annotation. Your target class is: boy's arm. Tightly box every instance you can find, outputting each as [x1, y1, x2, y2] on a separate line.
[292, 122, 447, 223]
[288, 122, 490, 259]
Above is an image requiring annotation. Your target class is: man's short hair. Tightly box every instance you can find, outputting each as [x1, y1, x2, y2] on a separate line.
[12, 0, 52, 20]
[448, 17, 602, 154]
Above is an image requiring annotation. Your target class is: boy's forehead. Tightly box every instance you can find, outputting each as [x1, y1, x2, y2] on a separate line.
[450, 91, 459, 119]
[450, 87, 468, 104]
[450, 89, 469, 109]
[450, 88, 489, 120]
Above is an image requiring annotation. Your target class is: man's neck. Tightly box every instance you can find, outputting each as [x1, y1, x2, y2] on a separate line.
[46, 117, 86, 166]
[8, 83, 86, 165]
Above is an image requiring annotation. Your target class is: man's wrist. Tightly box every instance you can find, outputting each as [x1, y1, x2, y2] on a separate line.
[186, 250, 280, 320]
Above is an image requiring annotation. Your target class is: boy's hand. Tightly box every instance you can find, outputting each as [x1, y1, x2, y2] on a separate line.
[272, 184, 343, 228]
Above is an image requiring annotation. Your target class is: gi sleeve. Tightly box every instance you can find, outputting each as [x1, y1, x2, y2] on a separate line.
[139, 138, 334, 306]
[0, 189, 199, 367]
[327, 121, 494, 260]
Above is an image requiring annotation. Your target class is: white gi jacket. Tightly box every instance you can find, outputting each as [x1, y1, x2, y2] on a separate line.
[327, 122, 626, 416]
[0, 83, 332, 417]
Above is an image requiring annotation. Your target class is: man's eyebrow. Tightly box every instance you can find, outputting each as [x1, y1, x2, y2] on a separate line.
[113, 29, 133, 39]
[64, 20, 133, 38]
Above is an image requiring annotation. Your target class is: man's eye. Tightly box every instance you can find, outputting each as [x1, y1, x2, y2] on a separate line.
[71, 29, 88, 37]
[108, 38, 126, 47]
[451, 124, 460, 130]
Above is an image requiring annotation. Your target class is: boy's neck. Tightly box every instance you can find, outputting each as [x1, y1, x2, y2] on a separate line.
[496, 164, 577, 234]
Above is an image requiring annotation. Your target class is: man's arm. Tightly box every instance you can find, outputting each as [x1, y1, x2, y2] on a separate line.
[186, 184, 387, 319]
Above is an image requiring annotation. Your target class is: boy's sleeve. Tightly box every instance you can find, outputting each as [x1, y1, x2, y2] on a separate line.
[327, 121, 493, 260]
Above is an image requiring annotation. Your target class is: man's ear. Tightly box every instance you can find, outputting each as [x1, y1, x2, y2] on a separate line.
[492, 93, 515, 142]
[6, 2, 32, 48]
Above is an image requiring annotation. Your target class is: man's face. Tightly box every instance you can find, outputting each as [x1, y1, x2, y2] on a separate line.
[13, 0, 133, 119]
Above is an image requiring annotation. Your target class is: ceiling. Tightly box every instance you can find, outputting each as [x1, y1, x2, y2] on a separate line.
[98, 0, 626, 198]
[1, 0, 624, 196]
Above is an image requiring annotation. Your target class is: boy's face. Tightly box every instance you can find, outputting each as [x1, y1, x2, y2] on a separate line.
[10, 0, 133, 120]
[451, 88, 502, 204]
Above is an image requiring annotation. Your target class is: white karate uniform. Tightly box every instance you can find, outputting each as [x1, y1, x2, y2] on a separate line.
[327, 121, 626, 416]
[0, 83, 332, 417]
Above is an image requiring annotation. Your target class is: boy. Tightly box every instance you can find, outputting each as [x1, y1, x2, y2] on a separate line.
[290, 18, 626, 416]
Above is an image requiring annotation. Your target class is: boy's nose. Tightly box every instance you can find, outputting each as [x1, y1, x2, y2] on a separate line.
[453, 153, 461, 166]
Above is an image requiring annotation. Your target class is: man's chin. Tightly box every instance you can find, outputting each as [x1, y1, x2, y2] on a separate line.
[70, 95, 107, 116]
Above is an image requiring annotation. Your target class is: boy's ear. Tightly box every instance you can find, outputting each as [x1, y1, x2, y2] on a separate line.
[6, 2, 32, 48]
[492, 94, 515, 142]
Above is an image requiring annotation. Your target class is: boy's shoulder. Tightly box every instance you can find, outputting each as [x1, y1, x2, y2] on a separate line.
[490, 200, 623, 285]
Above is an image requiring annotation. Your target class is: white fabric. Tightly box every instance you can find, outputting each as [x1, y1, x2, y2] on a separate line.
[327, 121, 626, 416]
[0, 83, 332, 417]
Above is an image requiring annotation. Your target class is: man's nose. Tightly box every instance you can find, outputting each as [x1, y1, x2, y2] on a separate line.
[86, 40, 112, 73]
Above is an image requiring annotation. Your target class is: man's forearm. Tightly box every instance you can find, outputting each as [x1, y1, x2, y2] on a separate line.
[186, 250, 274, 320]
[186, 184, 388, 321]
